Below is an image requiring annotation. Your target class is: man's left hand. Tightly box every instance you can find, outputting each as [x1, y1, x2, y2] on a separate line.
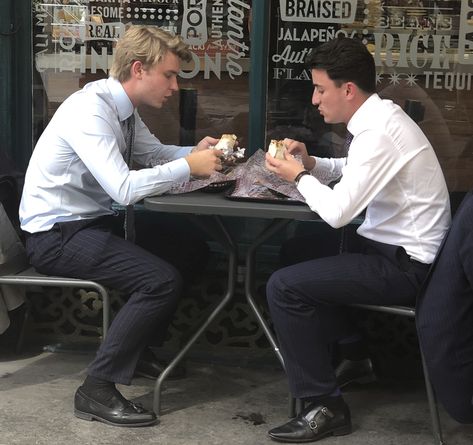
[265, 150, 305, 183]
[193, 136, 220, 152]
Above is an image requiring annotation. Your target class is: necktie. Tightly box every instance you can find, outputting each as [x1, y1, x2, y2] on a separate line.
[343, 130, 353, 156]
[123, 114, 136, 243]
[338, 130, 353, 253]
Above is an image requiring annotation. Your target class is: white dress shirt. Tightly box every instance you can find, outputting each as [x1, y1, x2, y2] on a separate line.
[20, 77, 193, 233]
[297, 94, 451, 264]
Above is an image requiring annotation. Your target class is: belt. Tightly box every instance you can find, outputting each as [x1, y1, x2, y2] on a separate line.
[360, 237, 430, 272]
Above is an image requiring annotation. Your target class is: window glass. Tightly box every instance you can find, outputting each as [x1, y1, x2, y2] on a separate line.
[267, 1, 472, 192]
[32, 0, 252, 148]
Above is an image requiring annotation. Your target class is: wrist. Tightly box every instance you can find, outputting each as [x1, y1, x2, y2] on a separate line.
[305, 156, 316, 171]
[294, 170, 310, 186]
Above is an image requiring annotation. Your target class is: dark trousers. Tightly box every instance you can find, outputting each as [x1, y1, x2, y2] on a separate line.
[266, 235, 429, 399]
[25, 216, 183, 385]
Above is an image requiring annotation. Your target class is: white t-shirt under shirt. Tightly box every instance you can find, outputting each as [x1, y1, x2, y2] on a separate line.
[20, 77, 193, 234]
[297, 93, 451, 264]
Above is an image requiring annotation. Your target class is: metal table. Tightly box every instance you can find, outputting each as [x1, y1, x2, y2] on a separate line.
[144, 191, 322, 414]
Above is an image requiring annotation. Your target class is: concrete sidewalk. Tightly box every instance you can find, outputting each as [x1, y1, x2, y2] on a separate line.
[1, 347, 473, 445]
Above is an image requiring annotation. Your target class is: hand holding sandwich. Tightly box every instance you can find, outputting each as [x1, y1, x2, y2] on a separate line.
[185, 136, 223, 177]
[265, 138, 315, 183]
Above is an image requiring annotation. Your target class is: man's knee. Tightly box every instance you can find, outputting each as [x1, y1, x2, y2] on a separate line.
[140, 262, 183, 301]
[267, 269, 292, 308]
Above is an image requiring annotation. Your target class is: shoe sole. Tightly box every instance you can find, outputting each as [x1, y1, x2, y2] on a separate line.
[268, 423, 352, 443]
[74, 408, 159, 427]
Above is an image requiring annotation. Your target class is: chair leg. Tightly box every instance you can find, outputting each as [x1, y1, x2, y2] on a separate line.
[296, 398, 304, 414]
[15, 302, 30, 354]
[289, 395, 296, 418]
[288, 397, 305, 418]
[420, 351, 445, 445]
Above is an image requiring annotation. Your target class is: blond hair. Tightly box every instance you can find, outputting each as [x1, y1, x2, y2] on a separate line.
[110, 26, 192, 82]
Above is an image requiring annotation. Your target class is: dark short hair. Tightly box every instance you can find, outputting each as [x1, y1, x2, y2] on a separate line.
[305, 36, 376, 94]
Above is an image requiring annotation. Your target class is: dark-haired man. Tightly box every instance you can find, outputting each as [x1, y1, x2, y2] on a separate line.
[265, 36, 451, 442]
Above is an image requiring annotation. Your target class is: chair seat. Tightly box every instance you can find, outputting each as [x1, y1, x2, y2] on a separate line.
[0, 266, 111, 342]
[1, 266, 109, 288]
[350, 303, 415, 318]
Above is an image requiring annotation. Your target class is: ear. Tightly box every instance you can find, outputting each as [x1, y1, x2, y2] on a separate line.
[345, 82, 356, 99]
[130, 60, 144, 79]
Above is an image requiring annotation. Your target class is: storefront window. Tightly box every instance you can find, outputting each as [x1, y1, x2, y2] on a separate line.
[32, 0, 252, 148]
[267, 0, 473, 192]
[31, 1, 472, 192]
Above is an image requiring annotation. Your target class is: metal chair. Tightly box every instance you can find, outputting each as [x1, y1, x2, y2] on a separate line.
[287, 301, 444, 445]
[0, 175, 110, 351]
[0, 268, 110, 351]
[284, 222, 450, 445]
[348, 303, 444, 445]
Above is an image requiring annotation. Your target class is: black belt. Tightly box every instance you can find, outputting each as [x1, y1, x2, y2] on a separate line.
[26, 215, 116, 245]
[359, 237, 430, 272]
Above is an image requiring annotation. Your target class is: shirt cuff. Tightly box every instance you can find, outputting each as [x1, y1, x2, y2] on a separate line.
[154, 157, 191, 183]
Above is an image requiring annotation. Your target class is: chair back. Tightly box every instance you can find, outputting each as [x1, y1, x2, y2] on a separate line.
[0, 175, 20, 232]
[416, 190, 473, 423]
[0, 176, 28, 275]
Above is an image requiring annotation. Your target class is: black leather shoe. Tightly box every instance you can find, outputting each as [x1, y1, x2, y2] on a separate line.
[134, 357, 186, 380]
[74, 386, 158, 427]
[268, 399, 352, 443]
[335, 358, 376, 389]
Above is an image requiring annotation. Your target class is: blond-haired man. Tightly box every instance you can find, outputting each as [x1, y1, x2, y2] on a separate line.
[20, 26, 223, 427]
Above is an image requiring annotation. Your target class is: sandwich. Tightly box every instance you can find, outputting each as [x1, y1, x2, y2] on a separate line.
[215, 134, 238, 157]
[268, 139, 286, 160]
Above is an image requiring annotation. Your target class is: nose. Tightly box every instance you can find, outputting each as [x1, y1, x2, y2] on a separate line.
[312, 89, 320, 106]
[171, 76, 179, 92]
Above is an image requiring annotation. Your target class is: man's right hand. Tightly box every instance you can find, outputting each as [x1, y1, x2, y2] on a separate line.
[185, 148, 223, 177]
[283, 138, 316, 171]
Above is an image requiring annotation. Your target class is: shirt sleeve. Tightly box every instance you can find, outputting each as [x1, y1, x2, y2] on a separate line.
[132, 113, 193, 166]
[298, 130, 412, 228]
[310, 156, 345, 185]
[67, 111, 191, 206]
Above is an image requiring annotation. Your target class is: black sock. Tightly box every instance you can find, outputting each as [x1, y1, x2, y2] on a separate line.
[82, 375, 116, 396]
[301, 394, 344, 410]
[81, 375, 120, 404]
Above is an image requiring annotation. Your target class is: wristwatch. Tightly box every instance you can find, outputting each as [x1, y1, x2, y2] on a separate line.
[294, 170, 310, 186]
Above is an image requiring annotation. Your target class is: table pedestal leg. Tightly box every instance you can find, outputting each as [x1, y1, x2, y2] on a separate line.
[244, 218, 291, 370]
[153, 215, 237, 415]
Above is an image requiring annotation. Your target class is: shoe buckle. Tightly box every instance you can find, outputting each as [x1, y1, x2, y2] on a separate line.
[308, 419, 318, 431]
[321, 407, 334, 418]
[307, 406, 335, 431]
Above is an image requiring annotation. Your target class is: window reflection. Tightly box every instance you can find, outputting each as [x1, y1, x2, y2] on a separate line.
[266, 0, 472, 191]
[31, 1, 472, 191]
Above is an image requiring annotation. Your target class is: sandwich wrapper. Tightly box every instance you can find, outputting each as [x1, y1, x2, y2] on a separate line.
[165, 149, 306, 203]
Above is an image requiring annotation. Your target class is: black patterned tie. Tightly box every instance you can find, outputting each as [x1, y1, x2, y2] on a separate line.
[343, 130, 353, 156]
[339, 130, 354, 253]
[123, 114, 135, 243]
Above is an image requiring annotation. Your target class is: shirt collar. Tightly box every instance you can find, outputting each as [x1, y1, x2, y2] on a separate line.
[347, 93, 380, 137]
[107, 77, 134, 122]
